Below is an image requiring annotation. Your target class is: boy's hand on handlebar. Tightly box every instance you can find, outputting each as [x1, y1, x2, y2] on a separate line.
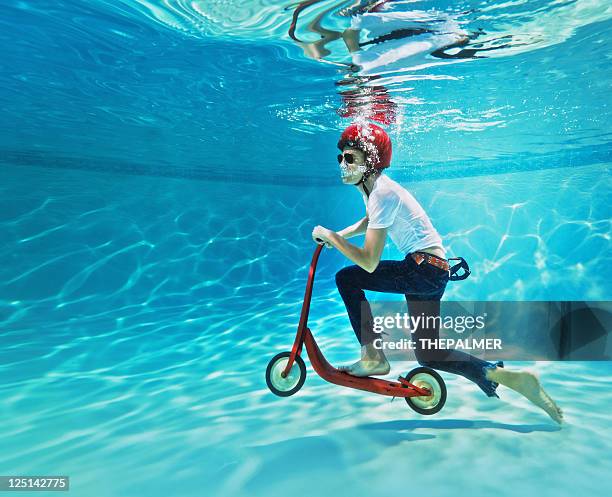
[312, 225, 333, 248]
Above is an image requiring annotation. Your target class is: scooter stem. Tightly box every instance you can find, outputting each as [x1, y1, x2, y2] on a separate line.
[297, 243, 324, 332]
[282, 244, 324, 376]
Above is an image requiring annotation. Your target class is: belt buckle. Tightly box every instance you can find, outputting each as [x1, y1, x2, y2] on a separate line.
[413, 253, 425, 265]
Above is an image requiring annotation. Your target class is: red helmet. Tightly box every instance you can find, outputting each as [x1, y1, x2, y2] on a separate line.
[337, 122, 392, 169]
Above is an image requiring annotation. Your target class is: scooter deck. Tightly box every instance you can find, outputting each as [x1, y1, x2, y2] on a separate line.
[303, 328, 430, 398]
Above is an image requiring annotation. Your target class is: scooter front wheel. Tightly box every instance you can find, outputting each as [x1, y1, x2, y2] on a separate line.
[403, 367, 447, 415]
[266, 352, 307, 397]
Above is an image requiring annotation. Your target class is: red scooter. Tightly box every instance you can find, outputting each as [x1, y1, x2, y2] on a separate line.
[265, 243, 447, 415]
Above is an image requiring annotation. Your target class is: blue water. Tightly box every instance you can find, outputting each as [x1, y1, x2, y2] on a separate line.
[1, 1, 611, 496]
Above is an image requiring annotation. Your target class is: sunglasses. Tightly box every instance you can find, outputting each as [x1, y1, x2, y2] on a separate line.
[337, 152, 358, 164]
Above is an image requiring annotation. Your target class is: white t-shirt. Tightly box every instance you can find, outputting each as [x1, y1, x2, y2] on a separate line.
[362, 174, 443, 255]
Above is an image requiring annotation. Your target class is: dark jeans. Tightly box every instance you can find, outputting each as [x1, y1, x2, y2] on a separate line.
[335, 252, 501, 398]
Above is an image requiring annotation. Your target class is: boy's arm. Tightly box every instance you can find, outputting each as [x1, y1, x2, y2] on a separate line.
[337, 216, 369, 239]
[326, 227, 387, 273]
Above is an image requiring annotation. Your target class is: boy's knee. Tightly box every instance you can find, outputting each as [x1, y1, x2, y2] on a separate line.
[335, 268, 348, 288]
[415, 348, 446, 367]
[414, 352, 429, 367]
[417, 358, 434, 368]
[335, 266, 355, 289]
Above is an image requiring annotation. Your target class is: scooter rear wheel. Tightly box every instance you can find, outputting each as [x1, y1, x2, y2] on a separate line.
[403, 367, 447, 415]
[266, 352, 307, 397]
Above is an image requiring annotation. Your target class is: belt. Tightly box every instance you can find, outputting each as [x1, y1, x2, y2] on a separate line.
[410, 251, 450, 272]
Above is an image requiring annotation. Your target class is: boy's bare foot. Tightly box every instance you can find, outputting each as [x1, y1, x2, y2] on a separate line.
[338, 357, 391, 377]
[338, 344, 391, 377]
[486, 367, 564, 424]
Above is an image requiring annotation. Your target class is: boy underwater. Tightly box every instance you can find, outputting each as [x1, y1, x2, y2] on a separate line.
[312, 123, 563, 424]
